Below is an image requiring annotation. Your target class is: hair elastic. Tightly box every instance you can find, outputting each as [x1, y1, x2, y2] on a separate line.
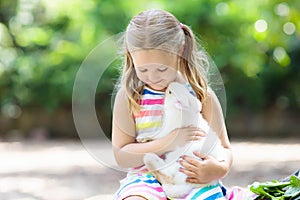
[179, 23, 184, 29]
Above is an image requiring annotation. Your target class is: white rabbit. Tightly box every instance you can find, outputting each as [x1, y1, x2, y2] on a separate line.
[143, 82, 225, 198]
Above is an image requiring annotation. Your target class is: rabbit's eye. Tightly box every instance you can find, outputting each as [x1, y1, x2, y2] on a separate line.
[168, 91, 172, 94]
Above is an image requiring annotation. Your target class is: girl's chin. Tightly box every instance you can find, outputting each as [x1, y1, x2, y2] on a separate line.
[146, 84, 167, 91]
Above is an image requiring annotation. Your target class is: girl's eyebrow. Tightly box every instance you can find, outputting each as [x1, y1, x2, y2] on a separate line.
[135, 64, 150, 68]
[135, 64, 148, 69]
[136, 63, 169, 69]
[137, 66, 146, 69]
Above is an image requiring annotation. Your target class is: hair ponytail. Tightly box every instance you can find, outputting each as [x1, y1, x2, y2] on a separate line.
[179, 24, 208, 103]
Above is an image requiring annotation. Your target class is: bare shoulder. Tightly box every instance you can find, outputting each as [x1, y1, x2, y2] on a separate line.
[202, 87, 230, 147]
[114, 86, 127, 105]
[206, 87, 218, 100]
[112, 86, 136, 137]
[202, 87, 225, 124]
[113, 87, 131, 114]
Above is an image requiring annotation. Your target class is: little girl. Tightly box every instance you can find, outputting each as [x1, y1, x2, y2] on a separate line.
[112, 9, 250, 200]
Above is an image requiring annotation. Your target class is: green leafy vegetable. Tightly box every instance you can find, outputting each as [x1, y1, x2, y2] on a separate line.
[283, 176, 300, 199]
[249, 175, 300, 200]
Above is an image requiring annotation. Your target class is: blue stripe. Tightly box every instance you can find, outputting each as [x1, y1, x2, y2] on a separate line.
[190, 186, 212, 199]
[221, 185, 228, 196]
[185, 83, 196, 96]
[117, 178, 141, 195]
[143, 178, 160, 184]
[190, 184, 220, 199]
[116, 176, 159, 196]
[189, 90, 196, 96]
[204, 192, 224, 200]
[142, 88, 164, 95]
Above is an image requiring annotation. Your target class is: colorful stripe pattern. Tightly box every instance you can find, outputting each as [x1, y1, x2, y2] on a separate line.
[134, 83, 196, 142]
[114, 172, 255, 200]
[134, 87, 165, 141]
[170, 183, 228, 200]
[226, 186, 256, 200]
[113, 173, 168, 200]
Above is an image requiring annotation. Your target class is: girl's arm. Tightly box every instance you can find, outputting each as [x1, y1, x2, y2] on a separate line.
[180, 87, 233, 183]
[112, 87, 204, 168]
[202, 87, 232, 169]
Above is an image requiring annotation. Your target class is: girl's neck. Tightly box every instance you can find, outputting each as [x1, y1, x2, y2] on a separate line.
[145, 84, 166, 92]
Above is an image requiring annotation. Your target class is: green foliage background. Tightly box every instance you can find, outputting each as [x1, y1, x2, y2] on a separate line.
[0, 0, 299, 138]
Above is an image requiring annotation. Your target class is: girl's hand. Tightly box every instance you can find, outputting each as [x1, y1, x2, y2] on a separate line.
[179, 151, 228, 184]
[162, 127, 206, 151]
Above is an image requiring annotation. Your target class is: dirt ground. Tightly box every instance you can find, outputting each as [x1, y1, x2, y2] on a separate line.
[0, 138, 299, 200]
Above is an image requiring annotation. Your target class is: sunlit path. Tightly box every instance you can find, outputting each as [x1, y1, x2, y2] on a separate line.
[0, 139, 299, 200]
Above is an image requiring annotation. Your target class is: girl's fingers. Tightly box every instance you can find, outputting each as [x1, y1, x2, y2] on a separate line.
[179, 167, 197, 177]
[186, 177, 199, 183]
[181, 155, 202, 167]
[189, 127, 206, 136]
[192, 133, 206, 139]
[190, 130, 206, 141]
[179, 159, 198, 171]
[193, 131, 206, 136]
[181, 127, 206, 136]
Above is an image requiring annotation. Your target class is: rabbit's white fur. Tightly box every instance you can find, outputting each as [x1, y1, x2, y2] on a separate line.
[143, 82, 225, 198]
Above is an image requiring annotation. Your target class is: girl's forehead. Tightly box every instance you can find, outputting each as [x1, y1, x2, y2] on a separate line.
[131, 49, 177, 66]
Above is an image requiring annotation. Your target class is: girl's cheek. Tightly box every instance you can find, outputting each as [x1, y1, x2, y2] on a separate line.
[136, 73, 147, 82]
[165, 71, 178, 82]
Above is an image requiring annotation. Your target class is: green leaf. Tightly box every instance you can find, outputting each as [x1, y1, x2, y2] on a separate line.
[290, 175, 300, 187]
[250, 175, 300, 200]
[283, 176, 300, 198]
[250, 182, 282, 200]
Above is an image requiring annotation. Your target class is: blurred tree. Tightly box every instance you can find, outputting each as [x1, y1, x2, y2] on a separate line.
[0, 0, 299, 137]
[167, 0, 300, 115]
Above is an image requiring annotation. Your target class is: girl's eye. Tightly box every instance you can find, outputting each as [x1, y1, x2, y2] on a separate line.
[158, 68, 168, 72]
[139, 69, 147, 73]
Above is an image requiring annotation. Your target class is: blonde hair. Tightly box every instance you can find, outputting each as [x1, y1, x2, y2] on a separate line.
[118, 9, 208, 114]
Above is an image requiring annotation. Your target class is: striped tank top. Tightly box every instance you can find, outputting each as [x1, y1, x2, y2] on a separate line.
[134, 87, 165, 143]
[134, 84, 195, 143]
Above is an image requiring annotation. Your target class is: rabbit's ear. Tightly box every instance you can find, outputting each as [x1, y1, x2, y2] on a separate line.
[174, 100, 183, 109]
[174, 100, 189, 110]
[168, 82, 190, 109]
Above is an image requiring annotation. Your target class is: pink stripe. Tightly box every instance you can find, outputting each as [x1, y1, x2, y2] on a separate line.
[118, 183, 166, 200]
[120, 187, 167, 200]
[120, 184, 166, 200]
[124, 183, 164, 193]
[229, 191, 235, 200]
[229, 188, 244, 200]
[139, 98, 164, 105]
[134, 110, 163, 118]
